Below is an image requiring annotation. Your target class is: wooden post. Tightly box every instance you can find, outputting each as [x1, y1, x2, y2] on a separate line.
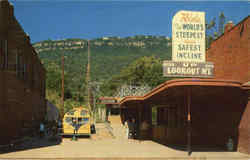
[187, 87, 191, 155]
[138, 103, 142, 139]
[61, 54, 64, 119]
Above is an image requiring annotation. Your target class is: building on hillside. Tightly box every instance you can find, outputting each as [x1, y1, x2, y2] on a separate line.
[119, 16, 250, 154]
[0, 0, 46, 145]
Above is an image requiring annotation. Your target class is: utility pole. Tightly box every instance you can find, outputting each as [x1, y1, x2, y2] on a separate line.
[86, 40, 90, 109]
[61, 53, 64, 119]
[86, 40, 93, 122]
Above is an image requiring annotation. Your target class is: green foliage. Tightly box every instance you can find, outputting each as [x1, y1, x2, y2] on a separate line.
[35, 36, 172, 109]
[45, 62, 62, 92]
[206, 12, 226, 48]
[101, 56, 173, 96]
[119, 56, 169, 86]
[64, 99, 80, 113]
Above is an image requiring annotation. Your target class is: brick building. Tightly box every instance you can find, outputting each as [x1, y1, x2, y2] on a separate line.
[0, 0, 46, 145]
[207, 16, 250, 154]
[119, 16, 250, 154]
[207, 16, 249, 82]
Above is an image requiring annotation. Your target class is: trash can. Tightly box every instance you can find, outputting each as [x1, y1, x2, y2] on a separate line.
[227, 138, 234, 151]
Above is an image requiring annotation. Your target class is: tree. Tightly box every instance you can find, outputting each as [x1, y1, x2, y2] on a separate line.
[218, 12, 225, 36]
[206, 12, 226, 48]
[119, 56, 169, 87]
[46, 62, 62, 92]
[100, 56, 172, 97]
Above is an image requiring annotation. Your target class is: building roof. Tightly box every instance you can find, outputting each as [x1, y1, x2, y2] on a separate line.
[119, 78, 243, 107]
[99, 97, 121, 105]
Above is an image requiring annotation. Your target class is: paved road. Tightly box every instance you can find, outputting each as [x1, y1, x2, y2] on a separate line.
[0, 123, 249, 160]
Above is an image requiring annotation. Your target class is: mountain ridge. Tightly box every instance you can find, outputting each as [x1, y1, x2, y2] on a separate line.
[33, 35, 172, 99]
[33, 35, 172, 53]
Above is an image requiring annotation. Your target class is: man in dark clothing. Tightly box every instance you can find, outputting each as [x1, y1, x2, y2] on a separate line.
[131, 118, 137, 139]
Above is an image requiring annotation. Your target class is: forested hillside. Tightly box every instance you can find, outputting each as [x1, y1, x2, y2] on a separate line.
[34, 35, 172, 110]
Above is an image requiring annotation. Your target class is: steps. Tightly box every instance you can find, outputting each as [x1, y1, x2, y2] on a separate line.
[107, 115, 129, 139]
[108, 115, 122, 124]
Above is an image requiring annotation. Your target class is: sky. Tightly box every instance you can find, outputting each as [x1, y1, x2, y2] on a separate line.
[9, 0, 250, 43]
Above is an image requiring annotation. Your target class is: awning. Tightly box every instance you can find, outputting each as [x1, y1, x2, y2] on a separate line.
[99, 97, 121, 105]
[119, 78, 243, 107]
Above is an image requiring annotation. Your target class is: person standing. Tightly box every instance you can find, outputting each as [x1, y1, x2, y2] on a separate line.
[124, 119, 129, 139]
[131, 118, 137, 139]
[57, 120, 62, 134]
[40, 122, 45, 138]
[127, 118, 133, 139]
[72, 118, 77, 135]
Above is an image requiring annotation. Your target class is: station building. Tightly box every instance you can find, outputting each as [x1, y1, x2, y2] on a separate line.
[0, 0, 46, 145]
[119, 16, 250, 154]
[99, 97, 121, 122]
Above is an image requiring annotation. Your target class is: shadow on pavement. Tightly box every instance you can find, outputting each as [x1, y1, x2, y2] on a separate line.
[151, 139, 231, 153]
[0, 135, 62, 154]
[62, 135, 91, 139]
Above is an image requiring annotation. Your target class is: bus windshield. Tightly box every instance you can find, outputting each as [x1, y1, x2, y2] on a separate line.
[78, 117, 89, 125]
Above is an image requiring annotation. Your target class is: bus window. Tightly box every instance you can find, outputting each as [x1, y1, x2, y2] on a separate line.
[80, 110, 88, 116]
[65, 117, 72, 124]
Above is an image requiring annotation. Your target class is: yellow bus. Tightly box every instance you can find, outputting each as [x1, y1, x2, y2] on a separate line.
[62, 107, 91, 137]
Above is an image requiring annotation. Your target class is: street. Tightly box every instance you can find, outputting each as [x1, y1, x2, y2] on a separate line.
[0, 121, 249, 160]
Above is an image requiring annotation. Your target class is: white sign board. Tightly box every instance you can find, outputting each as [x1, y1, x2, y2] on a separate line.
[163, 61, 214, 78]
[172, 10, 206, 62]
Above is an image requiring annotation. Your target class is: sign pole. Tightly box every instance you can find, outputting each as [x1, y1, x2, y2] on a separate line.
[187, 87, 191, 155]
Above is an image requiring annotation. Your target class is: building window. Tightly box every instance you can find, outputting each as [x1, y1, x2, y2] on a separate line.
[32, 64, 35, 87]
[152, 107, 157, 125]
[4, 40, 8, 69]
[8, 49, 16, 71]
[164, 109, 168, 127]
[16, 52, 19, 75]
[17, 55, 24, 79]
[0, 40, 3, 69]
[23, 63, 26, 80]
[0, 40, 8, 69]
